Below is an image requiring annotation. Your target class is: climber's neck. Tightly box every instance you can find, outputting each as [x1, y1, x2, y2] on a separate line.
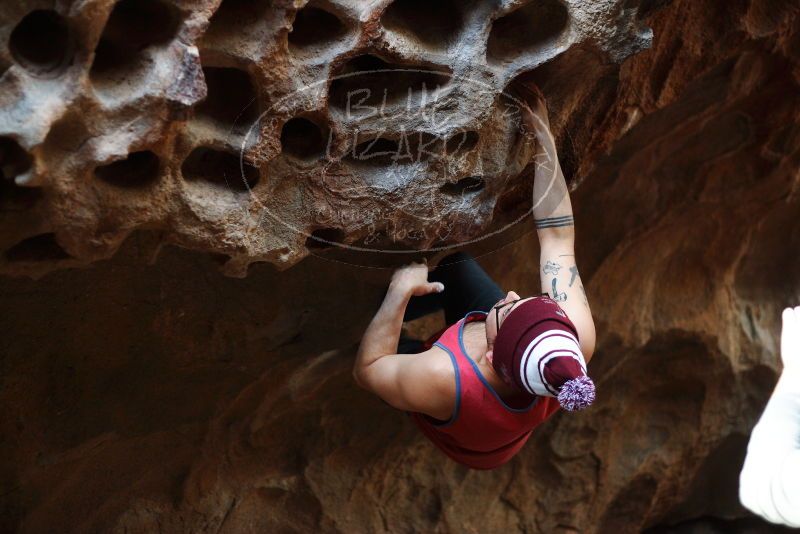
[463, 320, 489, 364]
[462, 320, 519, 398]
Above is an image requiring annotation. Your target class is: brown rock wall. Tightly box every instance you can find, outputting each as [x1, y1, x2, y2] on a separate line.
[0, 0, 651, 278]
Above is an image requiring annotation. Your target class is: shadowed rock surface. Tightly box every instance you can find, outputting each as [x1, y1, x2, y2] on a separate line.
[1, 0, 799, 532]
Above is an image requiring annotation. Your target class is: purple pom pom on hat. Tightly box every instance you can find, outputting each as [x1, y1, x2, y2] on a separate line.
[557, 376, 596, 411]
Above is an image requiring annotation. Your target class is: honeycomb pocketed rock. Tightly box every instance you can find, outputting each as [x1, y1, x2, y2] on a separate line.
[0, 0, 652, 278]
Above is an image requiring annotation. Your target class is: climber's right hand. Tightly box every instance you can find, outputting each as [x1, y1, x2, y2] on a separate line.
[519, 83, 551, 135]
[519, 87, 560, 178]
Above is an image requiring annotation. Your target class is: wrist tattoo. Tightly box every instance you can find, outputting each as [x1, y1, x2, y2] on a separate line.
[535, 215, 574, 229]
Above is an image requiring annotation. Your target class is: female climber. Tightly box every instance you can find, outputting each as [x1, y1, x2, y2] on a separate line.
[353, 85, 597, 469]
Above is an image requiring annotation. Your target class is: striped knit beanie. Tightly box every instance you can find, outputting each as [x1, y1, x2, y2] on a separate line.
[492, 296, 595, 411]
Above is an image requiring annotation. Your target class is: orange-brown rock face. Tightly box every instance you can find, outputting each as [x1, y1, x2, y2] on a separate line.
[0, 0, 651, 278]
[1, 0, 799, 533]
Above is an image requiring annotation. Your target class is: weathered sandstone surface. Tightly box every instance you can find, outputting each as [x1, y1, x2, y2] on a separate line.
[0, 0, 650, 277]
[1, 0, 799, 532]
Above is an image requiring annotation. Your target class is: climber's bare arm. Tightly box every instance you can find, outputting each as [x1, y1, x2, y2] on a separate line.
[538, 238, 596, 361]
[524, 90, 596, 360]
[353, 264, 454, 419]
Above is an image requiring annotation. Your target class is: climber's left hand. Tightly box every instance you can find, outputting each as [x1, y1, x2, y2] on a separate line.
[390, 261, 444, 297]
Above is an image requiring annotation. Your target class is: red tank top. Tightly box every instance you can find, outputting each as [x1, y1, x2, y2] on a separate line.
[411, 311, 560, 470]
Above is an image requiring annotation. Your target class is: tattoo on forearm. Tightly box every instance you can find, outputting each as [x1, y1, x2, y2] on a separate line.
[569, 265, 578, 287]
[543, 260, 562, 275]
[535, 215, 574, 229]
[551, 278, 567, 302]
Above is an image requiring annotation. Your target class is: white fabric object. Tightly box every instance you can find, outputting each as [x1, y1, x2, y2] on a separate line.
[739, 306, 800, 527]
[519, 329, 586, 396]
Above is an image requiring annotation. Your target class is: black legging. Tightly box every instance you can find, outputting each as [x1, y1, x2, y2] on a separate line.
[396, 252, 505, 354]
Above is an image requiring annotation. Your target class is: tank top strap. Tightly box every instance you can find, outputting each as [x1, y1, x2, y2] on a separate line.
[433, 310, 489, 398]
[432, 311, 487, 360]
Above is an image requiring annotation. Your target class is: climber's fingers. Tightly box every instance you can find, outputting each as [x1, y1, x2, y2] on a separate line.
[524, 88, 550, 128]
[410, 282, 445, 297]
[391, 261, 442, 297]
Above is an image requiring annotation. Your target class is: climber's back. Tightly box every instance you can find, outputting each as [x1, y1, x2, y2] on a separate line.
[410, 310, 561, 470]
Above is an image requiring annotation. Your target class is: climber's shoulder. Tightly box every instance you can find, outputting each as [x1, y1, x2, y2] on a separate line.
[424, 344, 459, 388]
[406, 345, 457, 419]
[357, 347, 456, 419]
